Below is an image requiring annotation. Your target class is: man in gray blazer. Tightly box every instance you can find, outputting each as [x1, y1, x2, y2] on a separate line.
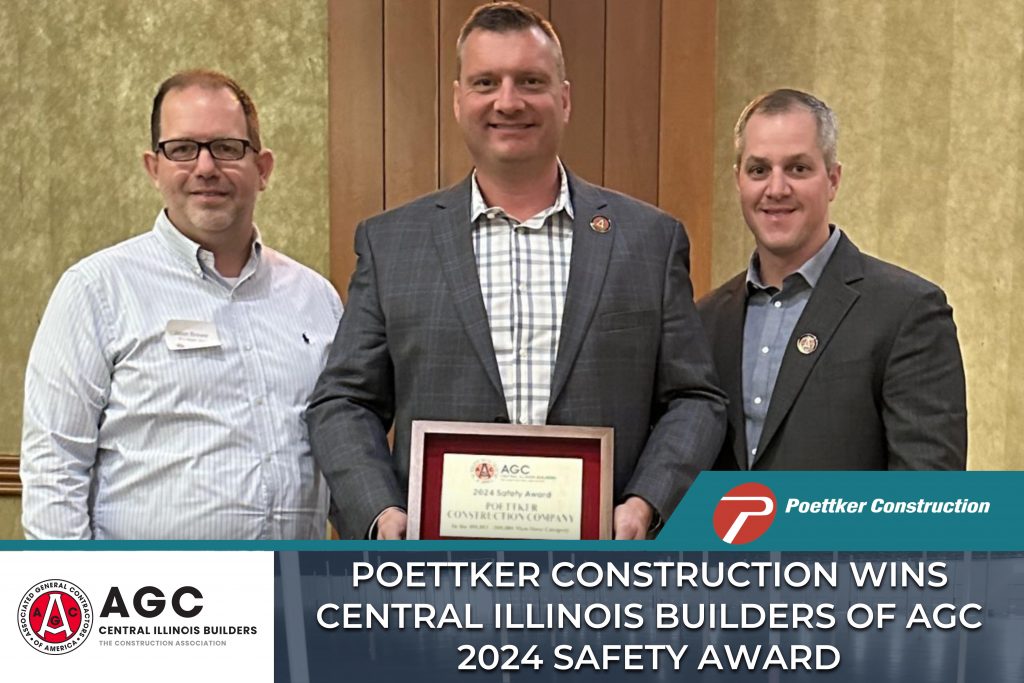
[698, 89, 967, 471]
[308, 1, 726, 539]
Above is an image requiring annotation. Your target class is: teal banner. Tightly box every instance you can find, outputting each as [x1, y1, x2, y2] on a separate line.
[664, 471, 1017, 550]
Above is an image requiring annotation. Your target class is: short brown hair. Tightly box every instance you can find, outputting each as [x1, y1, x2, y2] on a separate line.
[150, 70, 262, 152]
[734, 88, 838, 170]
[455, 1, 565, 80]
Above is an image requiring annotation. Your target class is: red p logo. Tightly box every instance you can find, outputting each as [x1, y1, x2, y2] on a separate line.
[713, 482, 777, 544]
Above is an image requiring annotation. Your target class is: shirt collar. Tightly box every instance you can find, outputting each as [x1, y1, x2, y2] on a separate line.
[153, 209, 263, 283]
[746, 225, 842, 292]
[470, 159, 575, 227]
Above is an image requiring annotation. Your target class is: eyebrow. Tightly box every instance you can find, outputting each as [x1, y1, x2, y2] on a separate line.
[465, 68, 551, 80]
[744, 153, 816, 166]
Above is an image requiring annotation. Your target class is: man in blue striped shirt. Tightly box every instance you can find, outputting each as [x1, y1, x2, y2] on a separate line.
[21, 71, 342, 539]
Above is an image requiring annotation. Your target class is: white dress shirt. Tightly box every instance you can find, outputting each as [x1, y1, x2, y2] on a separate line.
[21, 212, 342, 539]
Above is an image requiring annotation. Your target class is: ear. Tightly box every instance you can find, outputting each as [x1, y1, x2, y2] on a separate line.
[827, 162, 842, 201]
[561, 80, 571, 124]
[255, 148, 275, 191]
[452, 79, 462, 123]
[142, 150, 160, 187]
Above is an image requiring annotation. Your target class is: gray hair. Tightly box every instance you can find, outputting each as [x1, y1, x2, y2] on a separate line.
[734, 89, 838, 170]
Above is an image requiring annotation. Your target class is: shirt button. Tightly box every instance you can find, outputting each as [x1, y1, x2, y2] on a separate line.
[761, 346, 769, 354]
[255, 397, 265, 406]
[518, 417, 527, 425]
[754, 397, 763, 405]
[244, 343, 253, 351]
[774, 301, 782, 308]
[518, 349, 527, 358]
[751, 447, 758, 456]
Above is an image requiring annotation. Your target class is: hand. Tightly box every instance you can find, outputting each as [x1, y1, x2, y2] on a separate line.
[376, 507, 408, 540]
[613, 497, 654, 540]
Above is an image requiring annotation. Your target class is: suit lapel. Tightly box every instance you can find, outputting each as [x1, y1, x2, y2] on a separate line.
[547, 175, 613, 413]
[755, 235, 864, 457]
[431, 178, 505, 402]
[715, 277, 751, 469]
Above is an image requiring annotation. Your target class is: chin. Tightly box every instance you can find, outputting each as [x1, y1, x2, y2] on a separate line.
[488, 145, 531, 160]
[755, 221, 799, 241]
[187, 210, 235, 235]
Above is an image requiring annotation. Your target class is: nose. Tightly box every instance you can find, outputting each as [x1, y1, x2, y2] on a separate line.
[192, 147, 220, 176]
[765, 169, 790, 198]
[494, 78, 525, 115]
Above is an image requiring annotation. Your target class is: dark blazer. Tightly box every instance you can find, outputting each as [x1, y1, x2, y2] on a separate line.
[308, 173, 727, 538]
[697, 232, 967, 471]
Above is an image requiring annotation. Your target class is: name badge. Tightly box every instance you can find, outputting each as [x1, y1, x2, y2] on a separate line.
[164, 320, 222, 351]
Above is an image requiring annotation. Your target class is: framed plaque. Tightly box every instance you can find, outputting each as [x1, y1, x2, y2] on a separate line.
[407, 421, 613, 540]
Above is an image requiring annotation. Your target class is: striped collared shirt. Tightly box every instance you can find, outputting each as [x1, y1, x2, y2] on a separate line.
[471, 164, 574, 425]
[21, 211, 342, 539]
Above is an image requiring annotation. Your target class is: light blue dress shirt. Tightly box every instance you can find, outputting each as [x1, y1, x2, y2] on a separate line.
[21, 212, 342, 539]
[742, 226, 841, 467]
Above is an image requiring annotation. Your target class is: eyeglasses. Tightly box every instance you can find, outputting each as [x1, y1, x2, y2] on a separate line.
[156, 138, 256, 162]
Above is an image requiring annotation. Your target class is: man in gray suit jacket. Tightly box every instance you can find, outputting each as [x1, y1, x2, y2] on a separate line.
[698, 89, 967, 471]
[308, 1, 726, 539]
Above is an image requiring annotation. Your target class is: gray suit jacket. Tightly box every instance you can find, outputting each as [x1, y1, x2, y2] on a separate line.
[308, 173, 727, 538]
[697, 232, 967, 470]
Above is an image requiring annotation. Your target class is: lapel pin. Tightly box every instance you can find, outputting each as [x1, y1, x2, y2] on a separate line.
[590, 215, 611, 233]
[796, 334, 818, 355]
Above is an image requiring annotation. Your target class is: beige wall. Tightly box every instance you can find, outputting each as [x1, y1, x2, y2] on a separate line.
[0, 0, 329, 537]
[713, 0, 1024, 470]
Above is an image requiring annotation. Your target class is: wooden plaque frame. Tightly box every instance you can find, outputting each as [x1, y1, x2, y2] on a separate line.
[407, 420, 613, 540]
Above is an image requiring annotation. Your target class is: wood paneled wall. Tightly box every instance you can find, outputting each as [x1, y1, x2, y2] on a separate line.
[327, 0, 717, 299]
